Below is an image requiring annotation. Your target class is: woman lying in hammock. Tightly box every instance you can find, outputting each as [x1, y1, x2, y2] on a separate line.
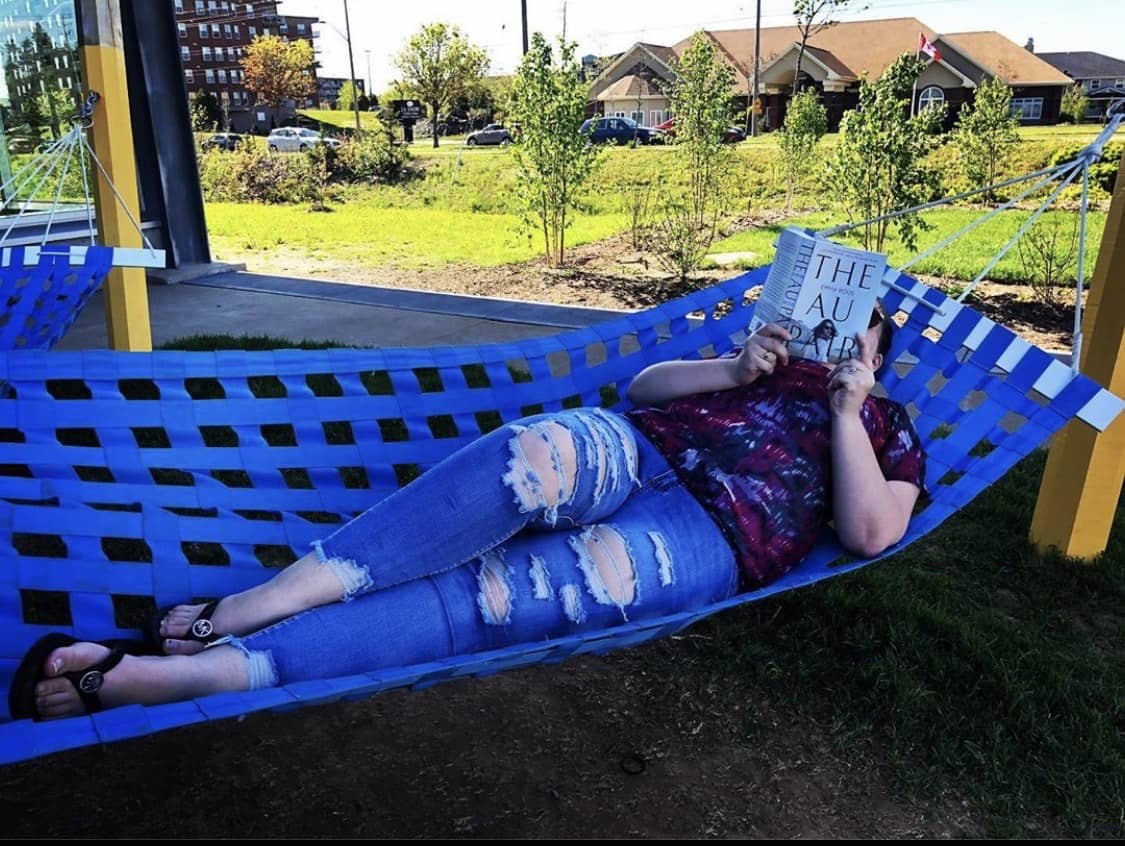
[11, 305, 925, 720]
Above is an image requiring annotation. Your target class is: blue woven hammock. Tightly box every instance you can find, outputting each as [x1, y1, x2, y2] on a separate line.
[0, 246, 113, 351]
[0, 265, 1119, 764]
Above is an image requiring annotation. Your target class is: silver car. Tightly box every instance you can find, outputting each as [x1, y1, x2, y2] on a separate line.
[267, 127, 339, 152]
[465, 123, 512, 146]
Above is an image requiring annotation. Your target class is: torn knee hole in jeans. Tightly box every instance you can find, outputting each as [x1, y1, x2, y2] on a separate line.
[476, 550, 513, 625]
[502, 422, 578, 526]
[570, 525, 637, 617]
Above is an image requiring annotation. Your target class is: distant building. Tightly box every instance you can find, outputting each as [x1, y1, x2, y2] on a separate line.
[1036, 51, 1125, 121]
[0, 0, 81, 140]
[318, 76, 365, 108]
[174, 0, 318, 133]
[587, 17, 1074, 131]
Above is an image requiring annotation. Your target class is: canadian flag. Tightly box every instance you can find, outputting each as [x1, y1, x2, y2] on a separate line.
[918, 32, 942, 63]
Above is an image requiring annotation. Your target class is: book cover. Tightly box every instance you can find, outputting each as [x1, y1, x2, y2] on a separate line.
[748, 227, 887, 364]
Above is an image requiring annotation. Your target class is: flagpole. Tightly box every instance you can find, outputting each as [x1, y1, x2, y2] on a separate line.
[912, 34, 921, 118]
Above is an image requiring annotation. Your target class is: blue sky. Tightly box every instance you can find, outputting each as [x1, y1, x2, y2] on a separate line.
[282, 0, 1122, 92]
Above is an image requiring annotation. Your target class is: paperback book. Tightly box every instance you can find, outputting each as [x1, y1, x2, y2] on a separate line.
[748, 226, 887, 364]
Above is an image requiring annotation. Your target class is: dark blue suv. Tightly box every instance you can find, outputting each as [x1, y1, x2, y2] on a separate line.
[579, 116, 664, 145]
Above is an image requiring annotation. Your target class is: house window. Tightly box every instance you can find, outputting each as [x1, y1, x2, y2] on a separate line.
[1088, 79, 1102, 90]
[918, 86, 945, 111]
[1010, 97, 1043, 121]
[180, 45, 190, 62]
[297, 23, 306, 34]
[630, 110, 644, 123]
[650, 110, 662, 125]
[205, 69, 215, 83]
[1116, 79, 1125, 88]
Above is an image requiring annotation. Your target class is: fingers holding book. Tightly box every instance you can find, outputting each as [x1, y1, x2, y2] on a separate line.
[737, 323, 791, 383]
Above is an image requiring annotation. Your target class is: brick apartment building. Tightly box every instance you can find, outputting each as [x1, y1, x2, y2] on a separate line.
[174, 0, 318, 133]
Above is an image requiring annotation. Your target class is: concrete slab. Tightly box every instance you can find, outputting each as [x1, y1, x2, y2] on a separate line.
[56, 271, 631, 351]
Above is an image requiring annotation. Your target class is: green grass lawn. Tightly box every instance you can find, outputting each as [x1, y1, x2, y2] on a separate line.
[206, 200, 629, 267]
[710, 207, 1108, 284]
[296, 108, 384, 133]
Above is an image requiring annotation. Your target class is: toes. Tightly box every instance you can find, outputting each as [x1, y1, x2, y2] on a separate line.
[47, 641, 109, 678]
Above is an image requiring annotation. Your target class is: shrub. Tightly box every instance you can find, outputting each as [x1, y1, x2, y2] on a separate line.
[332, 132, 411, 184]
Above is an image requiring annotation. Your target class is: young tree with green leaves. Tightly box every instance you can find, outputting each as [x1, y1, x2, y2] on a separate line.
[1060, 83, 1089, 125]
[393, 23, 489, 148]
[241, 34, 317, 126]
[824, 54, 945, 252]
[792, 0, 860, 95]
[952, 76, 1020, 204]
[777, 87, 827, 208]
[665, 31, 736, 228]
[508, 33, 602, 266]
[191, 89, 221, 132]
[337, 80, 360, 111]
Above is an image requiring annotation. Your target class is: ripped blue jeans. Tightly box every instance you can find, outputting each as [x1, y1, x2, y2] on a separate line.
[233, 408, 740, 688]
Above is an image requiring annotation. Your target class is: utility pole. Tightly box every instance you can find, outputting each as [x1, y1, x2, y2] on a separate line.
[342, 0, 361, 136]
[521, 0, 528, 54]
[751, 0, 762, 136]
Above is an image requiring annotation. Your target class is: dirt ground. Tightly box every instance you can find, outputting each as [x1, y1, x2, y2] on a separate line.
[2, 228, 1075, 838]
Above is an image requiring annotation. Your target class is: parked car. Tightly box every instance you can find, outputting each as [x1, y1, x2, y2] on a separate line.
[267, 127, 340, 152]
[201, 132, 243, 151]
[655, 117, 746, 144]
[580, 116, 664, 145]
[465, 123, 512, 146]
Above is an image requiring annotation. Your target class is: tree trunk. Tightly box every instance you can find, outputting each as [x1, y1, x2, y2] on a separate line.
[792, 38, 808, 97]
[431, 101, 440, 148]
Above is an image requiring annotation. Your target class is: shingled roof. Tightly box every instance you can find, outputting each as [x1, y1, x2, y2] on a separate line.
[941, 32, 1073, 85]
[1036, 51, 1125, 80]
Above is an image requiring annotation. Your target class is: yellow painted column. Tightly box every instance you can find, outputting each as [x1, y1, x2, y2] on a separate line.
[77, 0, 151, 350]
[1030, 152, 1125, 559]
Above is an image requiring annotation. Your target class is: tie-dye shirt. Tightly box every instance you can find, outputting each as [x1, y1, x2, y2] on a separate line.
[627, 358, 926, 589]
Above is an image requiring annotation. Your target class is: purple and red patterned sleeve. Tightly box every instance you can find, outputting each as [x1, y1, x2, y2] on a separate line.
[875, 401, 927, 491]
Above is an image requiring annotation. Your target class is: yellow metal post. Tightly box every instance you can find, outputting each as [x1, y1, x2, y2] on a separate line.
[77, 0, 151, 350]
[1030, 153, 1125, 559]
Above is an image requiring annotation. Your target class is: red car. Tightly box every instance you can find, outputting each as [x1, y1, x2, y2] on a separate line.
[656, 117, 746, 143]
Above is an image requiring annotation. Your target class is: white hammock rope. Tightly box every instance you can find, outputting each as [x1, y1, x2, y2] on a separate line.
[815, 103, 1123, 372]
[0, 91, 163, 266]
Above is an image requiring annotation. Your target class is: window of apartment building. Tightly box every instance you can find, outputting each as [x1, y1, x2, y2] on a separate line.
[918, 85, 945, 111]
[178, 23, 186, 38]
[198, 24, 208, 38]
[220, 1, 230, 11]
[195, 1, 204, 12]
[262, 27, 270, 36]
[202, 46, 212, 61]
[217, 69, 227, 83]
[205, 69, 215, 83]
[245, 3, 253, 12]
[208, 1, 217, 12]
[1010, 97, 1043, 121]
[233, 25, 240, 37]
[180, 45, 190, 62]
[210, 24, 220, 38]
[224, 24, 232, 39]
[185, 69, 194, 83]
[175, 0, 184, 12]
[249, 26, 256, 36]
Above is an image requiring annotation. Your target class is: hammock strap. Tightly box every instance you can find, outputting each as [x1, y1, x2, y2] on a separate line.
[0, 125, 82, 251]
[42, 133, 79, 247]
[816, 161, 1075, 239]
[80, 131, 158, 254]
[0, 129, 72, 208]
[1073, 162, 1090, 374]
[76, 120, 95, 246]
[897, 161, 1081, 273]
[955, 161, 1085, 304]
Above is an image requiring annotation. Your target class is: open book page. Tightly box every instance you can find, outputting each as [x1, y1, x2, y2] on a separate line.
[748, 227, 887, 364]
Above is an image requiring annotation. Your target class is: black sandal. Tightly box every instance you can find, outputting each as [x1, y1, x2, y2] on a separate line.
[9, 633, 137, 721]
[147, 599, 222, 654]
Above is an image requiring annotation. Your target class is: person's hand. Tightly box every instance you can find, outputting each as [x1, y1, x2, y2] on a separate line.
[827, 331, 877, 417]
[731, 323, 790, 385]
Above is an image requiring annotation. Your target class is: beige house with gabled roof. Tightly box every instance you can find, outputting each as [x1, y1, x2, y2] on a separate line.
[588, 16, 1074, 130]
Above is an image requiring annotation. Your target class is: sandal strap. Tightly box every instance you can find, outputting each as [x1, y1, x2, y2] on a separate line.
[188, 600, 221, 642]
[64, 647, 126, 714]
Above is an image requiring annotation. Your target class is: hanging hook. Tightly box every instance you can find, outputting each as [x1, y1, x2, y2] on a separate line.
[71, 90, 99, 128]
